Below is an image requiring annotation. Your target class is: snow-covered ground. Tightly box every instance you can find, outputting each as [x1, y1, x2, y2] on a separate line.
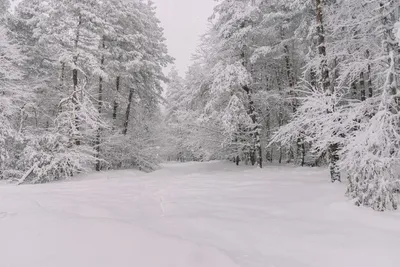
[0, 161, 399, 267]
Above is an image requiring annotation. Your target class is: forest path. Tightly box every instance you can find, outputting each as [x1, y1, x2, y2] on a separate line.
[0, 161, 399, 267]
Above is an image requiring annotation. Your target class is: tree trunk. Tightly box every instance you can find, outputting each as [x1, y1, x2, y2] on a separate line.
[72, 14, 82, 146]
[123, 87, 134, 135]
[72, 68, 80, 145]
[315, 0, 331, 94]
[283, 27, 305, 166]
[57, 62, 66, 115]
[316, 0, 340, 182]
[240, 38, 262, 168]
[96, 37, 105, 172]
[243, 84, 262, 168]
[266, 112, 273, 163]
[113, 76, 120, 122]
[365, 49, 373, 98]
[360, 72, 366, 101]
[59, 62, 65, 91]
[297, 138, 306, 167]
[367, 64, 373, 98]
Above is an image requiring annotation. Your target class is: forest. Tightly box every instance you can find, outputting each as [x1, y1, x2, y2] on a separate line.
[1, 0, 400, 212]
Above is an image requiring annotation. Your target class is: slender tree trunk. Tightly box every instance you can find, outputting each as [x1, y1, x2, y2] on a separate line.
[316, 0, 340, 182]
[367, 64, 373, 98]
[351, 81, 357, 99]
[285, 45, 304, 166]
[243, 84, 262, 168]
[240, 37, 262, 168]
[266, 112, 273, 163]
[277, 110, 284, 164]
[59, 62, 65, 91]
[57, 62, 66, 115]
[365, 49, 373, 99]
[72, 68, 80, 145]
[276, 71, 285, 164]
[123, 87, 134, 135]
[96, 37, 105, 172]
[297, 138, 305, 167]
[360, 72, 366, 101]
[72, 14, 82, 146]
[310, 68, 317, 88]
[316, 0, 331, 94]
[283, 27, 304, 166]
[113, 76, 120, 122]
[284, 44, 295, 93]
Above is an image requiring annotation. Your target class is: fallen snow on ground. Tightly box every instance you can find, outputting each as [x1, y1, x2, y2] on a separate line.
[0, 161, 399, 267]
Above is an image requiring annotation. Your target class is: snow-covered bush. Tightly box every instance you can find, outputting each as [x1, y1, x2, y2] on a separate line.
[18, 133, 96, 184]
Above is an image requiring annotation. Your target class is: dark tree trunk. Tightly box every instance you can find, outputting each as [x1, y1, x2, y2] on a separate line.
[310, 68, 317, 88]
[285, 43, 304, 166]
[316, 0, 331, 93]
[72, 68, 80, 146]
[240, 37, 262, 168]
[59, 62, 65, 91]
[360, 72, 366, 101]
[72, 14, 82, 146]
[351, 81, 357, 100]
[243, 85, 262, 168]
[316, 0, 340, 182]
[96, 37, 105, 172]
[278, 110, 284, 165]
[113, 76, 120, 121]
[368, 64, 373, 98]
[57, 63, 66, 115]
[297, 138, 306, 167]
[123, 87, 134, 135]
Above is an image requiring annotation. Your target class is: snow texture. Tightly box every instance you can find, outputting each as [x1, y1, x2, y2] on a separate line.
[0, 161, 399, 267]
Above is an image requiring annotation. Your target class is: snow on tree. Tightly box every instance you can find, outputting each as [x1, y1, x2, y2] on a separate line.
[1, 0, 172, 182]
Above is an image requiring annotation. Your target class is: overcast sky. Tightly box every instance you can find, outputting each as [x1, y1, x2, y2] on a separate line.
[152, 0, 216, 76]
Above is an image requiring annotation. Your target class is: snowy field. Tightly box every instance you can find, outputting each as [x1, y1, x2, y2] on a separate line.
[0, 161, 399, 267]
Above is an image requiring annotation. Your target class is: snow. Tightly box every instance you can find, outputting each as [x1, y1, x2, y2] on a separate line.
[0, 161, 399, 267]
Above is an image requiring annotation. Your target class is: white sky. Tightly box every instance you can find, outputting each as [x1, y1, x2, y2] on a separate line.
[151, 0, 216, 76]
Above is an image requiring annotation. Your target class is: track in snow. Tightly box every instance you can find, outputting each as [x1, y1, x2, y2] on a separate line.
[0, 161, 399, 267]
